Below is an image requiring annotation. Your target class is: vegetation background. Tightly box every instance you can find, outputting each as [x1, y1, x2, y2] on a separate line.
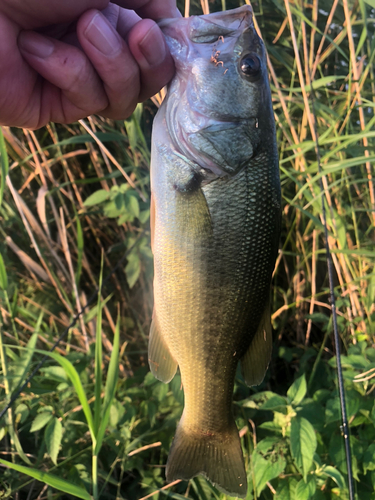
[0, 0, 374, 498]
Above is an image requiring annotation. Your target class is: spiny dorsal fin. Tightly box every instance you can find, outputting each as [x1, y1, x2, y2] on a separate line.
[241, 301, 272, 386]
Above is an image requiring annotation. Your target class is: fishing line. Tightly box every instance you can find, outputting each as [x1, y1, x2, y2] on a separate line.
[0, 233, 144, 423]
[309, 82, 355, 500]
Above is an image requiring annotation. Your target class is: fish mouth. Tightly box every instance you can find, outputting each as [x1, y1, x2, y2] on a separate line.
[158, 5, 253, 31]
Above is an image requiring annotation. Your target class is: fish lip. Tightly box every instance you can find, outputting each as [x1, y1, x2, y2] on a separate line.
[157, 5, 253, 29]
[158, 5, 254, 49]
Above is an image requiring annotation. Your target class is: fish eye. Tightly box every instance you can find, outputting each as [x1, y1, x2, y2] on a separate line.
[239, 54, 261, 79]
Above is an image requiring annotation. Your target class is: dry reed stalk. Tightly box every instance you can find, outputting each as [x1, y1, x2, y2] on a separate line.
[306, 229, 317, 345]
[138, 480, 182, 500]
[86, 116, 112, 190]
[78, 119, 145, 200]
[127, 441, 162, 457]
[311, 0, 339, 79]
[5, 236, 50, 283]
[43, 123, 126, 347]
[184, 0, 190, 18]
[250, 2, 307, 172]
[273, 17, 288, 44]
[342, 0, 375, 225]
[283, 0, 366, 339]
[200, 0, 209, 15]
[7, 176, 73, 313]
[60, 208, 89, 351]
[308, 0, 318, 71]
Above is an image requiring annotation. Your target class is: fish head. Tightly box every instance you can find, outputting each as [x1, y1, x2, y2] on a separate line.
[159, 6, 274, 178]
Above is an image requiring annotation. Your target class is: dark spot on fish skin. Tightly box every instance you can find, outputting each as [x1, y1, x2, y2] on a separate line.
[149, 358, 159, 370]
[173, 171, 202, 192]
[200, 430, 216, 438]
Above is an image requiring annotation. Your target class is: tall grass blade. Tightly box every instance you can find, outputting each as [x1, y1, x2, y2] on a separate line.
[0, 459, 91, 500]
[0, 128, 8, 207]
[0, 253, 8, 290]
[34, 350, 95, 439]
[94, 254, 104, 436]
[94, 310, 120, 454]
[10, 331, 38, 395]
[6, 423, 32, 465]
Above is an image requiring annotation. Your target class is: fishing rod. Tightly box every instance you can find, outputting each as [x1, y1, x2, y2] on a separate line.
[309, 84, 355, 500]
[0, 233, 144, 423]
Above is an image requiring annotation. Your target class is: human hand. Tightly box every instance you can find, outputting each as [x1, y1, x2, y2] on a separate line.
[0, 0, 178, 129]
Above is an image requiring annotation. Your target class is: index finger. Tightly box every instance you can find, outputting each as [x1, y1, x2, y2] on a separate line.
[112, 0, 179, 20]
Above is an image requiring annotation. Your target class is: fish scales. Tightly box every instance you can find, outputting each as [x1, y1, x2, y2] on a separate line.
[149, 6, 280, 498]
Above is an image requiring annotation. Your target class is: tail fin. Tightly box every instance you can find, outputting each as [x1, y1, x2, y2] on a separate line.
[166, 417, 247, 498]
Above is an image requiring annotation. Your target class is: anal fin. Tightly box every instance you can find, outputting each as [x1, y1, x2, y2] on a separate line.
[241, 301, 273, 387]
[148, 315, 178, 383]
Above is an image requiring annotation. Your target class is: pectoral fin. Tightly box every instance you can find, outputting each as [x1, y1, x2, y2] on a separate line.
[148, 315, 178, 383]
[241, 302, 272, 386]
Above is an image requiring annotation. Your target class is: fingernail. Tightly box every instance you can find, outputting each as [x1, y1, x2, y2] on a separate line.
[139, 24, 166, 66]
[19, 32, 54, 58]
[84, 12, 121, 56]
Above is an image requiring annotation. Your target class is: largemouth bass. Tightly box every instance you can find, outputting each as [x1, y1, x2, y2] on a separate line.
[149, 5, 280, 497]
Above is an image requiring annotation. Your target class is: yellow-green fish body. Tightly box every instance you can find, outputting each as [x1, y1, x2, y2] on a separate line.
[149, 6, 280, 497]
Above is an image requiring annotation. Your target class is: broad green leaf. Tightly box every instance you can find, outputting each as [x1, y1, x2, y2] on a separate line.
[39, 365, 68, 382]
[363, 443, 375, 474]
[318, 465, 346, 489]
[11, 331, 38, 394]
[191, 475, 212, 500]
[125, 194, 140, 218]
[0, 459, 91, 500]
[287, 374, 307, 406]
[364, 0, 375, 7]
[252, 450, 286, 495]
[34, 350, 95, 439]
[14, 404, 29, 424]
[245, 391, 288, 411]
[0, 253, 7, 290]
[125, 253, 140, 289]
[258, 395, 288, 413]
[275, 477, 298, 499]
[329, 434, 360, 480]
[290, 417, 317, 480]
[83, 189, 109, 206]
[153, 382, 168, 402]
[30, 411, 53, 432]
[295, 477, 316, 500]
[45, 417, 62, 465]
[325, 397, 341, 425]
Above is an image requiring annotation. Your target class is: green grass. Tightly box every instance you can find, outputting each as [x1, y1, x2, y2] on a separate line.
[0, 0, 375, 498]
